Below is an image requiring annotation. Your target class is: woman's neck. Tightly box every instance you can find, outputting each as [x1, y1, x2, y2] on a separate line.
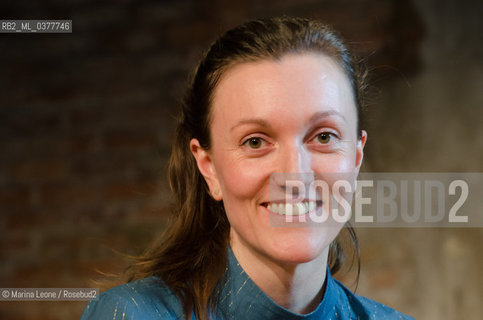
[230, 237, 329, 314]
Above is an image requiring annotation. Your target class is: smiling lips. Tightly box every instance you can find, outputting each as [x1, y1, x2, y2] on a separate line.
[261, 201, 321, 216]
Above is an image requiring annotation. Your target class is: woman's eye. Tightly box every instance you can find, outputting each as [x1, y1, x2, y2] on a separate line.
[316, 132, 334, 144]
[243, 137, 264, 149]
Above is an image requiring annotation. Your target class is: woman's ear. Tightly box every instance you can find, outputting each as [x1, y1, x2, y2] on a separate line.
[190, 138, 223, 201]
[355, 130, 367, 174]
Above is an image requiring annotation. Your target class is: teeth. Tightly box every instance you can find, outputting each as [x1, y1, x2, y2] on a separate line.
[278, 203, 285, 215]
[285, 203, 293, 215]
[295, 202, 305, 215]
[267, 201, 317, 216]
[309, 201, 316, 211]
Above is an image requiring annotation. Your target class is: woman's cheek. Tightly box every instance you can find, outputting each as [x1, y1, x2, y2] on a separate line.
[312, 153, 353, 174]
[219, 158, 272, 197]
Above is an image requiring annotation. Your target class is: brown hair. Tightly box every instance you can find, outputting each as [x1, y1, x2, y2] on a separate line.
[123, 16, 366, 320]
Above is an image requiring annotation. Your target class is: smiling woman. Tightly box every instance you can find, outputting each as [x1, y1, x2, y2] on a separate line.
[81, 17, 413, 319]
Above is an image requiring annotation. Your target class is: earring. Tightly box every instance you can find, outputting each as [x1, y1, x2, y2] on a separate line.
[214, 189, 219, 196]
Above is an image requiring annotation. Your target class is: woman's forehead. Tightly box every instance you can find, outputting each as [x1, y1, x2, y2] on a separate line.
[210, 53, 357, 126]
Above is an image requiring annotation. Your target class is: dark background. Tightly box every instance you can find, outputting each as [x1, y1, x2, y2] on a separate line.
[1, 0, 482, 319]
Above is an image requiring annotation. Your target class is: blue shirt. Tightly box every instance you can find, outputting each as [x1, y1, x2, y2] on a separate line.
[81, 248, 413, 319]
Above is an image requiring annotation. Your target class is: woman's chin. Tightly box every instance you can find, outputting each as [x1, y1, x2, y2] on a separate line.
[266, 239, 329, 265]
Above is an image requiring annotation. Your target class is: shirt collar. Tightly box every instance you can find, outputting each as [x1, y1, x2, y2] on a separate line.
[213, 247, 337, 320]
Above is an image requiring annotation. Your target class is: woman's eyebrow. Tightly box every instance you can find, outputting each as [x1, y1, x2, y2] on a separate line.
[230, 111, 345, 132]
[230, 118, 272, 132]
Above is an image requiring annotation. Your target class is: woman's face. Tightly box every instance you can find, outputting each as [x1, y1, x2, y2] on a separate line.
[192, 53, 366, 265]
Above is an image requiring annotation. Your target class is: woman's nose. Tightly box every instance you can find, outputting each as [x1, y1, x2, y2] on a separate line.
[271, 142, 314, 199]
[280, 142, 312, 174]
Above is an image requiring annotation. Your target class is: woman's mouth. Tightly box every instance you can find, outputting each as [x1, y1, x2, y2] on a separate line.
[260, 201, 322, 216]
